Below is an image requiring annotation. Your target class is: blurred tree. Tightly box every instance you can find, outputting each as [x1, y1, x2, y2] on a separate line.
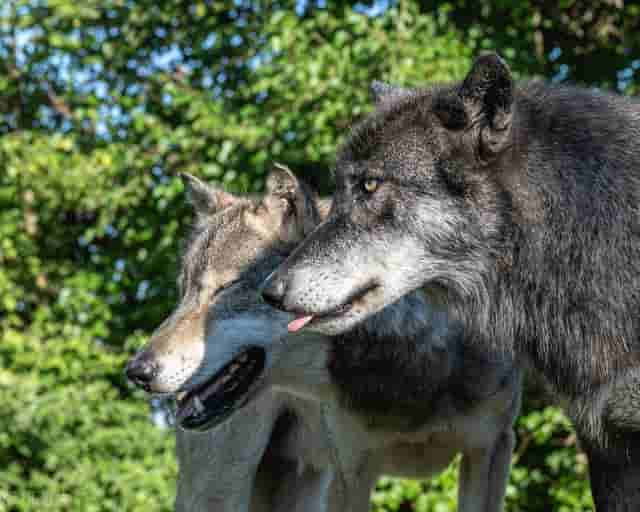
[421, 0, 640, 93]
[0, 0, 636, 510]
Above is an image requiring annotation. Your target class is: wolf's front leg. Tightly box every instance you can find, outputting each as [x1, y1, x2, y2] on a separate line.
[272, 467, 335, 512]
[580, 369, 640, 511]
[586, 446, 640, 512]
[175, 392, 283, 512]
[457, 428, 514, 512]
[271, 458, 378, 512]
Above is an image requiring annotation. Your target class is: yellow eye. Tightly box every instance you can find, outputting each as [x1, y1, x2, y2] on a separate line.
[363, 179, 380, 193]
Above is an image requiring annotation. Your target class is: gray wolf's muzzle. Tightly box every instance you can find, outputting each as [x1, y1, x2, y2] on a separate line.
[260, 218, 351, 317]
[260, 215, 384, 336]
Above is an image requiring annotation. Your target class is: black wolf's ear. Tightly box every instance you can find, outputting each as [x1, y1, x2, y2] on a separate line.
[181, 173, 236, 216]
[370, 80, 410, 105]
[436, 53, 513, 161]
[262, 163, 320, 240]
[459, 53, 513, 125]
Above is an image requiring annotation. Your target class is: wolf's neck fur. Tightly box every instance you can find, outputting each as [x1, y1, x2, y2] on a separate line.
[326, 291, 465, 425]
[486, 84, 640, 397]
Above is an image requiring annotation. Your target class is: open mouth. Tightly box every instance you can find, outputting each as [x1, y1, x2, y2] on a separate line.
[287, 282, 378, 333]
[175, 346, 266, 431]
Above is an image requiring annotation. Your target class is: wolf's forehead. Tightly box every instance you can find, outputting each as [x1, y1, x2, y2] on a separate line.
[337, 128, 433, 184]
[340, 86, 446, 168]
[181, 206, 282, 293]
[181, 208, 242, 277]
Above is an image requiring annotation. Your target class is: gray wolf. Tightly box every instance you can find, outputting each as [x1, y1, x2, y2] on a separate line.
[126, 165, 521, 511]
[260, 54, 640, 510]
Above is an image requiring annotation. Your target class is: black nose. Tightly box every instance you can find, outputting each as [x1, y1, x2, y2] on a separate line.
[261, 274, 287, 310]
[125, 351, 158, 390]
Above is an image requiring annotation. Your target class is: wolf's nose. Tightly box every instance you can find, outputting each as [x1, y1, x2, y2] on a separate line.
[125, 351, 158, 390]
[261, 275, 287, 310]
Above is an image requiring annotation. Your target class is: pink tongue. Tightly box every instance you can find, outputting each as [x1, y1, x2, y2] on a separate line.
[288, 315, 314, 333]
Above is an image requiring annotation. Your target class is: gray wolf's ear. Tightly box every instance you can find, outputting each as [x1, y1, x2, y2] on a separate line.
[263, 163, 320, 240]
[370, 80, 410, 105]
[265, 163, 301, 199]
[180, 173, 236, 216]
[436, 53, 513, 161]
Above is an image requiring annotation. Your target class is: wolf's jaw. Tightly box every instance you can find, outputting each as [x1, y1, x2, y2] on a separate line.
[287, 282, 379, 333]
[175, 346, 266, 431]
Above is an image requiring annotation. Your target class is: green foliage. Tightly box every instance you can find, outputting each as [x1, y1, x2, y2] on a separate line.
[0, 329, 176, 511]
[1, 0, 636, 509]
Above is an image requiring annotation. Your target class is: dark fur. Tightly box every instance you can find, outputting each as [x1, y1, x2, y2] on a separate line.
[331, 307, 515, 430]
[263, 55, 640, 510]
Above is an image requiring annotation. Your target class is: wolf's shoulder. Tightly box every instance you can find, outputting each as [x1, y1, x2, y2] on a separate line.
[515, 80, 640, 135]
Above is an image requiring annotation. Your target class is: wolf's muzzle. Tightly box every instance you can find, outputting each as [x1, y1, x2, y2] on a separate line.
[176, 346, 266, 431]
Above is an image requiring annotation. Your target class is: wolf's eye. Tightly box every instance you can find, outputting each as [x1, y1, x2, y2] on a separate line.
[362, 178, 381, 194]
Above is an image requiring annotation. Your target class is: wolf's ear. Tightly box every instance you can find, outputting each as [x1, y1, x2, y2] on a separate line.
[435, 53, 513, 161]
[265, 163, 303, 200]
[181, 173, 236, 216]
[260, 163, 320, 241]
[370, 80, 410, 105]
[459, 53, 513, 125]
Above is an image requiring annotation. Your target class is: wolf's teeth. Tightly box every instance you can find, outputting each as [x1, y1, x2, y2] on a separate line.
[194, 396, 205, 413]
[176, 391, 187, 402]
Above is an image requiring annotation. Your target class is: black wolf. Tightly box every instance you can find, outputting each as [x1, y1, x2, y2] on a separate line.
[262, 54, 640, 510]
